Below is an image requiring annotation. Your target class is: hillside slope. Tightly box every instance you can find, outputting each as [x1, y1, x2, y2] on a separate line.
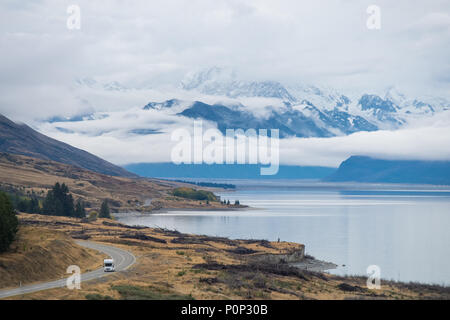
[0, 153, 231, 211]
[0, 114, 135, 178]
[0, 226, 104, 289]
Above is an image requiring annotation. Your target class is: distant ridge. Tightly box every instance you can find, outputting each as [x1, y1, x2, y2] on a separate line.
[124, 162, 336, 179]
[0, 114, 136, 178]
[326, 156, 450, 185]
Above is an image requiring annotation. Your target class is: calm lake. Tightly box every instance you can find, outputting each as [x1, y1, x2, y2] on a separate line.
[117, 180, 450, 285]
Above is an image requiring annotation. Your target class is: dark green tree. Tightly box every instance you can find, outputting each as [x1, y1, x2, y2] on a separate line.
[99, 199, 111, 219]
[29, 197, 40, 213]
[42, 183, 75, 217]
[74, 199, 86, 218]
[0, 191, 19, 253]
[16, 196, 40, 214]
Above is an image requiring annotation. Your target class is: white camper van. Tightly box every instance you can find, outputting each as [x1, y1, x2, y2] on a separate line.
[103, 259, 115, 272]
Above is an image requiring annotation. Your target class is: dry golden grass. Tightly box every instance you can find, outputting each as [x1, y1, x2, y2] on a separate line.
[3, 213, 449, 300]
[0, 153, 234, 212]
[0, 225, 106, 290]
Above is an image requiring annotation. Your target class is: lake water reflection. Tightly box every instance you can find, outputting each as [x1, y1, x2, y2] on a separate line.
[117, 180, 450, 285]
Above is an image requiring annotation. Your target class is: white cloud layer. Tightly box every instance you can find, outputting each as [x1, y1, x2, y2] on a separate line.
[37, 109, 450, 167]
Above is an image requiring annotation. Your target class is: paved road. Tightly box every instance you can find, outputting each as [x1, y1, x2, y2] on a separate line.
[0, 241, 136, 299]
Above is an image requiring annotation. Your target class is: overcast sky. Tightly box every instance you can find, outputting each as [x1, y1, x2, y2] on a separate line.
[1, 0, 450, 121]
[1, 1, 450, 166]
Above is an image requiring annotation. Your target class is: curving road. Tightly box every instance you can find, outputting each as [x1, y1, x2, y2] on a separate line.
[0, 241, 136, 299]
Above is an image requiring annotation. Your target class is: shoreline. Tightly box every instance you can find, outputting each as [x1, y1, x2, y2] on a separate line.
[113, 210, 450, 287]
[114, 211, 340, 275]
[116, 205, 254, 216]
[4, 213, 449, 300]
[292, 257, 338, 273]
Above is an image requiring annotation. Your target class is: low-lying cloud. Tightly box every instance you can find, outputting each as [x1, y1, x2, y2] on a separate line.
[37, 109, 450, 167]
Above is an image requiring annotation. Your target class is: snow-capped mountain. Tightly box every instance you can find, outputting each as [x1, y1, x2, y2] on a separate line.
[142, 98, 378, 138]
[143, 99, 182, 111]
[357, 94, 404, 128]
[68, 67, 450, 139]
[75, 77, 130, 92]
[181, 67, 296, 102]
[287, 84, 352, 111]
[176, 67, 450, 135]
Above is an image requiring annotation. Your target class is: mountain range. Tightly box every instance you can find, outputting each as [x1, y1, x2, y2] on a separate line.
[23, 67, 450, 185]
[2, 113, 450, 185]
[65, 67, 450, 141]
[137, 67, 449, 138]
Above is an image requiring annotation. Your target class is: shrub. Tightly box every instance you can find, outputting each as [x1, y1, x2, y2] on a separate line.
[112, 285, 194, 300]
[88, 210, 98, 222]
[85, 293, 114, 300]
[173, 188, 217, 202]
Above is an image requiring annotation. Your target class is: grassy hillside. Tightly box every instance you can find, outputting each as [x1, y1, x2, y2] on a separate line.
[0, 153, 234, 212]
[0, 226, 105, 289]
[0, 114, 135, 178]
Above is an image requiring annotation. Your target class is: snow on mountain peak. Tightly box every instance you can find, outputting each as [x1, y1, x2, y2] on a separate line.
[180, 67, 295, 102]
[70, 71, 450, 140]
[384, 86, 407, 106]
[181, 66, 236, 91]
[75, 77, 129, 92]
